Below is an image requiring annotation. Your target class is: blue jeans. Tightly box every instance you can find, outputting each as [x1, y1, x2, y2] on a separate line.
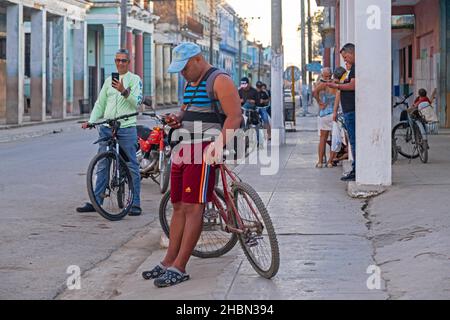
[258, 106, 270, 125]
[343, 112, 356, 172]
[94, 126, 141, 207]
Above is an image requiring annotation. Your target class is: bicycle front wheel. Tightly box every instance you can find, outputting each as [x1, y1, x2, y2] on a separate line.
[232, 181, 279, 279]
[392, 122, 419, 159]
[159, 188, 238, 258]
[87, 151, 134, 221]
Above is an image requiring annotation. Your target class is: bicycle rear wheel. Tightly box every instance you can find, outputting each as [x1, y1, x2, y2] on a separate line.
[159, 188, 238, 258]
[232, 181, 279, 279]
[413, 123, 428, 163]
[392, 122, 419, 159]
[159, 156, 171, 194]
[87, 151, 134, 221]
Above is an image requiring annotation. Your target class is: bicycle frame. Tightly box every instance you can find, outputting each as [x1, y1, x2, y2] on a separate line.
[407, 112, 428, 142]
[210, 164, 261, 234]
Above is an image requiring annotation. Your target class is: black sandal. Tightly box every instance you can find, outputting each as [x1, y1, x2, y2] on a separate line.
[154, 268, 190, 288]
[142, 264, 166, 280]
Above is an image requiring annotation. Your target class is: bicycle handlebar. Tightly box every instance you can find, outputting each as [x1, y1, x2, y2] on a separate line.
[393, 92, 413, 109]
[88, 112, 139, 128]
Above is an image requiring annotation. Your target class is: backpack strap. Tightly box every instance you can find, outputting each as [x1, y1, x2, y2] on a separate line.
[204, 67, 230, 126]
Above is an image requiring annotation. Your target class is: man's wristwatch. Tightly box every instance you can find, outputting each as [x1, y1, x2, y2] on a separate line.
[121, 88, 130, 97]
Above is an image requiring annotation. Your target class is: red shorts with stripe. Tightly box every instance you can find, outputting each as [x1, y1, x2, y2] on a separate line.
[170, 142, 216, 204]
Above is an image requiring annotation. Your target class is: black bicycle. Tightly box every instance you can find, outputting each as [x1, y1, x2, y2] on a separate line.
[392, 93, 429, 163]
[86, 112, 138, 221]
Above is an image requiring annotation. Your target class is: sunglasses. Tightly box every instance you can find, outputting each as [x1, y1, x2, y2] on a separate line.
[115, 58, 129, 63]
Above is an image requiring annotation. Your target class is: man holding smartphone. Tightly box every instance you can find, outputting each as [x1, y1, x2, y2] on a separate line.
[77, 49, 143, 216]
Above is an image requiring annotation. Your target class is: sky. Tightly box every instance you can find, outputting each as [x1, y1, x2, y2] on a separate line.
[226, 0, 320, 69]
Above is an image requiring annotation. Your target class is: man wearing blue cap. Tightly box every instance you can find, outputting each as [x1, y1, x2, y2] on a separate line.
[142, 42, 243, 287]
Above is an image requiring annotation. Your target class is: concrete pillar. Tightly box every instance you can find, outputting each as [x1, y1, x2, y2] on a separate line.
[355, 0, 391, 186]
[73, 21, 87, 115]
[171, 72, 178, 104]
[66, 24, 73, 114]
[150, 38, 156, 102]
[346, 0, 355, 44]
[135, 31, 144, 79]
[103, 24, 120, 79]
[51, 16, 67, 119]
[6, 4, 24, 125]
[271, 0, 285, 144]
[46, 21, 53, 114]
[155, 43, 164, 105]
[143, 33, 152, 98]
[30, 9, 46, 121]
[126, 28, 134, 73]
[163, 45, 172, 105]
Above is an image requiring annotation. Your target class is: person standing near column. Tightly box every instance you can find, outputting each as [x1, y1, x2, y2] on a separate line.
[326, 43, 356, 181]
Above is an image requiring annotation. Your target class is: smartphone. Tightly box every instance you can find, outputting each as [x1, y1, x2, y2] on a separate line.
[112, 73, 120, 86]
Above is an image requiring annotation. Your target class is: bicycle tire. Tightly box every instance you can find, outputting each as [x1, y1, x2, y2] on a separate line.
[159, 156, 171, 194]
[413, 123, 428, 163]
[391, 140, 398, 164]
[159, 188, 238, 258]
[87, 151, 134, 221]
[232, 181, 279, 279]
[392, 122, 419, 159]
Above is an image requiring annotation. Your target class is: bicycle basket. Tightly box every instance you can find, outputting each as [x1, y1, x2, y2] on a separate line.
[425, 122, 439, 135]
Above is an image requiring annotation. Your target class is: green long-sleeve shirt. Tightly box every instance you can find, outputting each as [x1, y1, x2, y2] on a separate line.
[89, 71, 143, 128]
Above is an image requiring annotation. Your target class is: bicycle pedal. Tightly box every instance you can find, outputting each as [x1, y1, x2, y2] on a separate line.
[245, 239, 256, 246]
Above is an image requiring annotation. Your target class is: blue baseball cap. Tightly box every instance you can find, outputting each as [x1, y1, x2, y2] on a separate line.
[168, 42, 202, 73]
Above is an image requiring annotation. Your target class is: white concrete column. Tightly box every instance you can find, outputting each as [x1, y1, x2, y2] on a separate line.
[30, 9, 46, 121]
[346, 0, 355, 44]
[73, 21, 87, 115]
[51, 16, 67, 119]
[163, 44, 172, 105]
[270, 0, 285, 145]
[6, 3, 24, 125]
[355, 0, 392, 186]
[171, 71, 178, 104]
[340, 0, 347, 45]
[151, 39, 156, 103]
[155, 43, 164, 105]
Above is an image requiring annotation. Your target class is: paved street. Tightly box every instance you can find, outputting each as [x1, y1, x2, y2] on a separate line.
[0, 114, 171, 299]
[1, 107, 450, 299]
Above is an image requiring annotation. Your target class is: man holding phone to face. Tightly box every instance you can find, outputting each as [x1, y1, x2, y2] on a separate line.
[77, 49, 143, 216]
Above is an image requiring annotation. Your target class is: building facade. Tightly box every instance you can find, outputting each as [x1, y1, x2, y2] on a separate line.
[0, 0, 157, 125]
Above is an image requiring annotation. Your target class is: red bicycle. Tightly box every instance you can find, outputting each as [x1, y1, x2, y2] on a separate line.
[159, 160, 280, 279]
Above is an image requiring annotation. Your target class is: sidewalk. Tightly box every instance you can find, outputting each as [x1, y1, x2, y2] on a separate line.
[58, 108, 386, 300]
[365, 129, 450, 299]
[56, 106, 450, 300]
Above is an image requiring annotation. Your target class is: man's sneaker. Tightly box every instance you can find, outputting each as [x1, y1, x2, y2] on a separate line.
[129, 206, 142, 216]
[76, 203, 96, 213]
[341, 171, 355, 181]
[154, 267, 190, 288]
[142, 264, 167, 280]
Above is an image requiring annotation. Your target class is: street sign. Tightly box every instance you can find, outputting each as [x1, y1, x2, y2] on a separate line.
[305, 62, 323, 73]
[283, 66, 301, 81]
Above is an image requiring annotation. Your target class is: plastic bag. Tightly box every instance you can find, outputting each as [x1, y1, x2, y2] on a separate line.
[418, 102, 438, 123]
[331, 121, 342, 152]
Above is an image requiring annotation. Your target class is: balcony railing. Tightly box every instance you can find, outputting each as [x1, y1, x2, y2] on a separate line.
[186, 16, 204, 37]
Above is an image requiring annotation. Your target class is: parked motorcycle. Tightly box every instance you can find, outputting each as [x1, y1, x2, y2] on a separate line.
[136, 111, 172, 194]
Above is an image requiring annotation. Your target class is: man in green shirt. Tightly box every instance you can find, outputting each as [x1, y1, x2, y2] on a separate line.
[77, 49, 143, 216]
